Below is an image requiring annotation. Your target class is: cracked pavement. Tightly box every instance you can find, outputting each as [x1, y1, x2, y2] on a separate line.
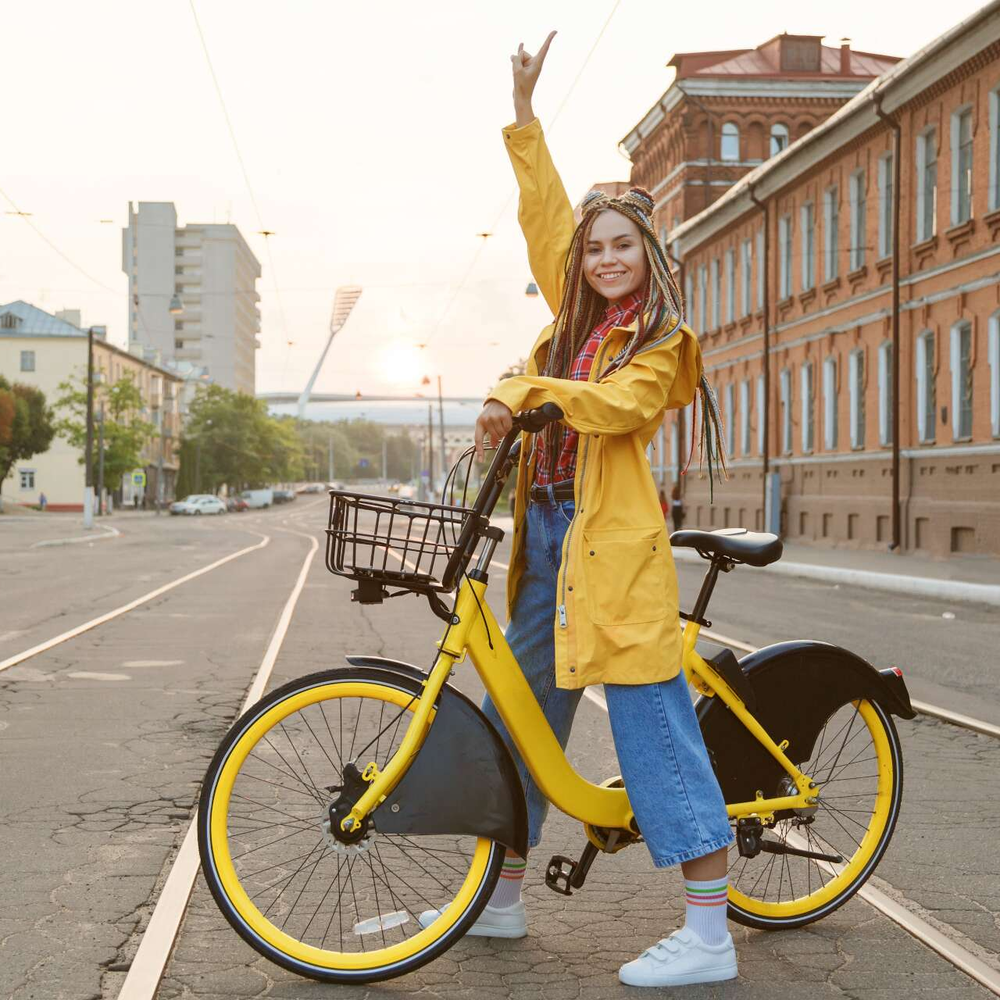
[1, 503, 997, 999]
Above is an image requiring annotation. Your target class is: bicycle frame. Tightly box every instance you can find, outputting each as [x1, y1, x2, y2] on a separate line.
[340, 574, 821, 837]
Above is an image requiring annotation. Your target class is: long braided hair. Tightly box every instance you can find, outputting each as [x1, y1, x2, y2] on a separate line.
[538, 185, 728, 493]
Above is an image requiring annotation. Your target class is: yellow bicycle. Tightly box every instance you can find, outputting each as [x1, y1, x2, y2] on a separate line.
[198, 403, 915, 984]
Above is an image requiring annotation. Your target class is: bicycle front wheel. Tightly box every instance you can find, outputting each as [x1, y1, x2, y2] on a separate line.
[726, 697, 903, 929]
[198, 668, 504, 983]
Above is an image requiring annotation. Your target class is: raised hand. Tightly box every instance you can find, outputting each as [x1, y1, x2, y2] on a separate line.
[511, 30, 556, 109]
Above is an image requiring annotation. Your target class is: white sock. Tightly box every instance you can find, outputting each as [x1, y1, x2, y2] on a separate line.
[488, 855, 526, 908]
[683, 877, 729, 945]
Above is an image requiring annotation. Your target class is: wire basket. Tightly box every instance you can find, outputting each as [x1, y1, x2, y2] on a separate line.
[325, 490, 478, 597]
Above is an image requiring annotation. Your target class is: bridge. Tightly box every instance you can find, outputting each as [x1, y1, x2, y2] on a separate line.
[256, 391, 485, 406]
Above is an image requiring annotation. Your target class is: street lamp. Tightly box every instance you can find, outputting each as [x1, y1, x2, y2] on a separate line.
[525, 282, 539, 297]
[168, 294, 184, 315]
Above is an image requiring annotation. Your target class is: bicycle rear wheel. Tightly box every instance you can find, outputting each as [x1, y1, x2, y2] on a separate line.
[726, 697, 902, 929]
[198, 668, 504, 983]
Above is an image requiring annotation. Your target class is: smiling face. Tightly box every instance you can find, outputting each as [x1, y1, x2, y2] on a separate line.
[583, 210, 648, 303]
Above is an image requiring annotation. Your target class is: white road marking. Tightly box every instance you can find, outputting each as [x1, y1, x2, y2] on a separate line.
[0, 531, 270, 675]
[31, 525, 121, 548]
[122, 660, 184, 668]
[67, 671, 131, 681]
[116, 526, 319, 1000]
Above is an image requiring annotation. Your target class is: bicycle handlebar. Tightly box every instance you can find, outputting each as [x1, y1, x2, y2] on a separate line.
[439, 402, 564, 589]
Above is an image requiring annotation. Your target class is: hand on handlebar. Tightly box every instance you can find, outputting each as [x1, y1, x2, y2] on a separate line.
[475, 399, 513, 461]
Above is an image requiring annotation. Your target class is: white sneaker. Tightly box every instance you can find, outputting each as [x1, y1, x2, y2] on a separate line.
[619, 927, 737, 987]
[418, 900, 528, 939]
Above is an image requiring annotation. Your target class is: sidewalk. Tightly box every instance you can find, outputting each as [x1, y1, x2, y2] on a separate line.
[672, 537, 1000, 606]
[492, 515, 1000, 606]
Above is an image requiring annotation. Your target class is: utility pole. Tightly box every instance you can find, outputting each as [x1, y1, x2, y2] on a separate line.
[156, 386, 171, 516]
[83, 326, 96, 528]
[427, 404, 434, 496]
[328, 433, 334, 482]
[96, 403, 105, 516]
[381, 438, 388, 482]
[437, 375, 447, 489]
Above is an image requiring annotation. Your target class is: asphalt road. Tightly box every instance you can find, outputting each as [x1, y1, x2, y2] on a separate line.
[1, 504, 997, 1000]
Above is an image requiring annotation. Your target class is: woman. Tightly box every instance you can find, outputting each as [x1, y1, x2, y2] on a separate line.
[469, 32, 736, 989]
[671, 483, 686, 534]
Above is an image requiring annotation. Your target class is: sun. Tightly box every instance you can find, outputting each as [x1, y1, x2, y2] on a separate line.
[377, 341, 424, 387]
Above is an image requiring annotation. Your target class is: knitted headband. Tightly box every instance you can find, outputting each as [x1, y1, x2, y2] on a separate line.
[580, 186, 656, 227]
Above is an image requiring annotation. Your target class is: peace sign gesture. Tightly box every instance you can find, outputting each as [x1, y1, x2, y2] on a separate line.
[511, 30, 557, 106]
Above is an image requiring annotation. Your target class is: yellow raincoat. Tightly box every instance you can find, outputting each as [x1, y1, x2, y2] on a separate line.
[487, 118, 703, 690]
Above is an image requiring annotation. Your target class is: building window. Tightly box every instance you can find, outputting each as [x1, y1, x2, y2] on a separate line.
[175, 339, 184, 350]
[725, 249, 736, 323]
[710, 258, 720, 329]
[1, 313, 18, 329]
[684, 271, 693, 325]
[739, 379, 751, 455]
[916, 331, 936, 444]
[991, 312, 1000, 437]
[720, 122, 740, 161]
[951, 106, 974, 226]
[849, 169, 866, 270]
[801, 202, 815, 292]
[740, 239, 752, 317]
[698, 264, 707, 333]
[878, 153, 894, 258]
[724, 383, 735, 456]
[756, 373, 765, 454]
[779, 368, 793, 454]
[770, 123, 789, 157]
[800, 361, 814, 453]
[823, 356, 838, 450]
[756, 229, 764, 309]
[823, 187, 839, 282]
[951, 321, 973, 440]
[19, 469, 35, 490]
[20, 350, 35, 372]
[849, 349, 866, 449]
[670, 420, 679, 477]
[990, 85, 1000, 212]
[778, 215, 792, 300]
[916, 128, 938, 242]
[878, 341, 893, 446]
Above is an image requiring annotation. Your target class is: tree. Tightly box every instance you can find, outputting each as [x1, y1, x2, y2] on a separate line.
[53, 371, 156, 492]
[0, 376, 56, 499]
[178, 385, 304, 495]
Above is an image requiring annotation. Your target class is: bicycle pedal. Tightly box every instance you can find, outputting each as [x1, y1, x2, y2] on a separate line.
[545, 855, 577, 896]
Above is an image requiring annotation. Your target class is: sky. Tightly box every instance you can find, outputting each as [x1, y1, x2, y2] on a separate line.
[0, 0, 989, 401]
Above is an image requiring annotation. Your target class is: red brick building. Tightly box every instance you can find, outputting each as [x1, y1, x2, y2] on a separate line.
[623, 35, 900, 237]
[640, 5, 1000, 558]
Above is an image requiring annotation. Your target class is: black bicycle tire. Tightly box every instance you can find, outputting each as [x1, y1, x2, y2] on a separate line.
[197, 666, 505, 983]
[726, 699, 903, 930]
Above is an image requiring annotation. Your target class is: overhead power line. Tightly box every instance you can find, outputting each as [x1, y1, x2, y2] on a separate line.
[420, 0, 622, 350]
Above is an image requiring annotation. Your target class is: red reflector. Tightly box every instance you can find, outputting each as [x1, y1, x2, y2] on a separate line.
[890, 666, 903, 677]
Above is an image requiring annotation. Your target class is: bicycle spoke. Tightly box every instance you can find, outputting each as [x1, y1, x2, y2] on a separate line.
[318, 700, 345, 774]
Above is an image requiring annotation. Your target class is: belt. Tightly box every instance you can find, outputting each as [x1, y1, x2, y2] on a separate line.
[529, 482, 575, 503]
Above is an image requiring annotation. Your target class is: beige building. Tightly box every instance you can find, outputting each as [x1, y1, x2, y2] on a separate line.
[122, 202, 262, 395]
[645, 5, 1000, 558]
[0, 302, 181, 511]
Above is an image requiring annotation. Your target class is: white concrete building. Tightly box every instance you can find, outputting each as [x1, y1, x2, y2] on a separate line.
[0, 301, 182, 510]
[122, 202, 262, 395]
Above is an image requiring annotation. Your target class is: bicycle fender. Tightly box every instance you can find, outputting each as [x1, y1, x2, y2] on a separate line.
[696, 640, 915, 808]
[344, 656, 529, 857]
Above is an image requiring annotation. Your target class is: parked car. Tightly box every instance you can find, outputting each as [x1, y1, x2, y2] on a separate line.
[171, 495, 227, 516]
[296, 482, 325, 494]
[226, 496, 249, 512]
[169, 494, 214, 515]
[241, 489, 274, 509]
[273, 489, 296, 504]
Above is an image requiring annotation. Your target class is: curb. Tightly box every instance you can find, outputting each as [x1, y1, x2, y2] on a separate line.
[671, 547, 1000, 607]
[32, 525, 121, 548]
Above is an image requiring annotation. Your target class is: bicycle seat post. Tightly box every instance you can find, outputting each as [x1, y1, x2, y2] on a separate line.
[689, 556, 734, 627]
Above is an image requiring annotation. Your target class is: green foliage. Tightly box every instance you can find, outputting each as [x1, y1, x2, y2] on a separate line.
[293, 418, 418, 482]
[53, 370, 156, 490]
[179, 384, 304, 494]
[0, 375, 56, 497]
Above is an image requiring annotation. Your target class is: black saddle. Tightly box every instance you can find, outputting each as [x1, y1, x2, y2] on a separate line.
[670, 527, 783, 568]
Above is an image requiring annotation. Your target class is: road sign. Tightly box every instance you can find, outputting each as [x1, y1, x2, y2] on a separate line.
[359, 458, 370, 468]
[132, 470, 147, 487]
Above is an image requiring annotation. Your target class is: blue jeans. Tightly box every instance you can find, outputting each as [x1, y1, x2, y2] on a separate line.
[482, 498, 733, 867]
